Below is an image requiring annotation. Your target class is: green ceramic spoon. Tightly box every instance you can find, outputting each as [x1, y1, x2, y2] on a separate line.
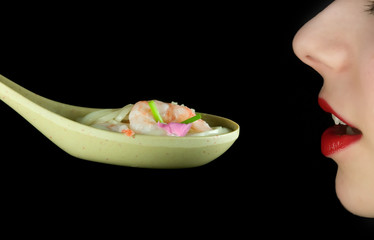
[0, 74, 239, 168]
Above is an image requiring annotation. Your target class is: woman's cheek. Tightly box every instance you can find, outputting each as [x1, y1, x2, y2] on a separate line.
[365, 55, 374, 86]
[358, 56, 374, 144]
[340, 56, 374, 218]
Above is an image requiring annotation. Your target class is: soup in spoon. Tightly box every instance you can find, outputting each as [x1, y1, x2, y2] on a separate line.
[77, 100, 231, 137]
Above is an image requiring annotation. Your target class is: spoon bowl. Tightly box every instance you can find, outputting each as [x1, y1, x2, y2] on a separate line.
[0, 74, 239, 168]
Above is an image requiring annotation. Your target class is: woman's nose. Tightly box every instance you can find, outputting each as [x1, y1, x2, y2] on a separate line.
[292, 2, 352, 75]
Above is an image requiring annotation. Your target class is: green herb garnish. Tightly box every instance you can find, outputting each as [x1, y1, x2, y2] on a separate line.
[181, 114, 201, 124]
[148, 100, 165, 123]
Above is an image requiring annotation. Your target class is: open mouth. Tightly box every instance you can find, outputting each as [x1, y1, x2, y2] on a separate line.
[318, 98, 362, 156]
[330, 113, 362, 136]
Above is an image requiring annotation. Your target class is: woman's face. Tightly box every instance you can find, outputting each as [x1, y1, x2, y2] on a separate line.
[293, 0, 374, 217]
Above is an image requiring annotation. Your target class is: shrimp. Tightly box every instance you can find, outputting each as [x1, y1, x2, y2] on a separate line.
[128, 100, 168, 135]
[129, 100, 211, 135]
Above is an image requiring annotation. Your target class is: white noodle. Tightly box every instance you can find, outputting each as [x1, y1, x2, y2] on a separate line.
[186, 127, 230, 137]
[93, 110, 121, 124]
[114, 104, 133, 122]
[77, 109, 116, 125]
[77, 104, 135, 133]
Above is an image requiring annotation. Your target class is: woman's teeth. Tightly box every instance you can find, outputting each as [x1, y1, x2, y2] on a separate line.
[331, 114, 361, 135]
[332, 114, 346, 125]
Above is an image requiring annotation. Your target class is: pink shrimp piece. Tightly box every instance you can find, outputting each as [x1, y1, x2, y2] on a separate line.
[164, 103, 211, 134]
[129, 100, 211, 135]
[129, 100, 167, 135]
[190, 119, 212, 133]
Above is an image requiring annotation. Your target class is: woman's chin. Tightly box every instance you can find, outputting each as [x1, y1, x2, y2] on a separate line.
[335, 167, 374, 218]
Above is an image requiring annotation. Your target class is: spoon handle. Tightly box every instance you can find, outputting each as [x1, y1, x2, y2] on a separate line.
[0, 74, 51, 110]
[0, 74, 96, 120]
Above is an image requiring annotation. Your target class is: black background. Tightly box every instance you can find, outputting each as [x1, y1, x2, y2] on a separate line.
[0, 1, 373, 237]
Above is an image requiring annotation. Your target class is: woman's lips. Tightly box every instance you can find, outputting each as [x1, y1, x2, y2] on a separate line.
[318, 98, 362, 156]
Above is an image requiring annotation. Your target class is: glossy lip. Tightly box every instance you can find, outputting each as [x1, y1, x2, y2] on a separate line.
[318, 98, 353, 127]
[318, 98, 362, 157]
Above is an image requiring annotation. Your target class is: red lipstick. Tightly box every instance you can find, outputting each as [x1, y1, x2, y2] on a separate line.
[318, 98, 362, 156]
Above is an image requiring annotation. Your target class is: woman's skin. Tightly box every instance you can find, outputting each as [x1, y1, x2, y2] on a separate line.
[293, 0, 374, 217]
